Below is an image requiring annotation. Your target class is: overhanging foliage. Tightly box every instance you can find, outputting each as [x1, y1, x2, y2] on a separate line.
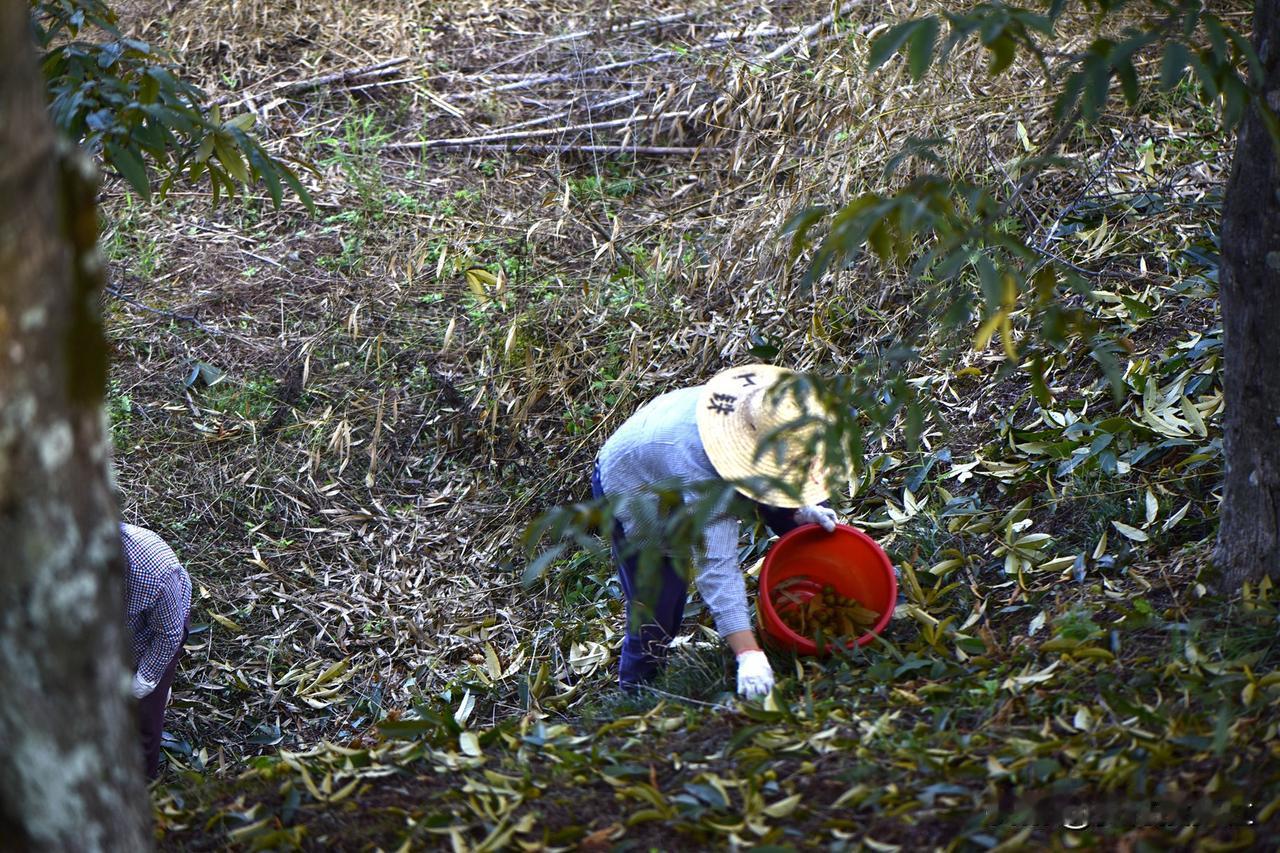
[31, 0, 312, 208]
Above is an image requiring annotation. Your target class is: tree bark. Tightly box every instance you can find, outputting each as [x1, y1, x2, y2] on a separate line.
[1215, 0, 1280, 589]
[0, 0, 151, 849]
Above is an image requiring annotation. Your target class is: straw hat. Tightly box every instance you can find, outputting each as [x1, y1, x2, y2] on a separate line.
[695, 364, 834, 508]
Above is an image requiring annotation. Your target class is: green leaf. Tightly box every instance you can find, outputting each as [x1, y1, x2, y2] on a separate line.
[1081, 57, 1111, 120]
[869, 218, 893, 263]
[1160, 41, 1190, 91]
[987, 32, 1016, 76]
[278, 163, 316, 214]
[1032, 265, 1057, 300]
[1225, 26, 1264, 85]
[104, 140, 151, 199]
[1115, 60, 1139, 107]
[1029, 355, 1053, 406]
[907, 18, 940, 81]
[207, 161, 225, 206]
[904, 398, 924, 448]
[193, 132, 214, 164]
[244, 143, 283, 208]
[1120, 296, 1153, 320]
[378, 717, 444, 739]
[976, 254, 1001, 308]
[869, 21, 922, 72]
[522, 542, 566, 587]
[1202, 14, 1229, 63]
[781, 205, 830, 258]
[1053, 70, 1085, 121]
[213, 134, 251, 184]
[1020, 10, 1055, 35]
[1190, 49, 1220, 100]
[1091, 343, 1125, 404]
[138, 71, 159, 103]
[224, 112, 256, 132]
[1221, 73, 1246, 129]
[130, 118, 166, 154]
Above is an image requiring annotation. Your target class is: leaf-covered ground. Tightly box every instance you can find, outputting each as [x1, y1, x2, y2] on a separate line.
[95, 0, 1278, 848]
[156, 557, 1280, 850]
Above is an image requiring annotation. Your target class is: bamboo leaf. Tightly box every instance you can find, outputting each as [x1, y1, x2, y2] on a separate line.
[1111, 520, 1149, 542]
[907, 18, 940, 81]
[466, 267, 498, 301]
[868, 21, 921, 72]
[762, 793, 803, 817]
[1160, 502, 1191, 533]
[459, 731, 483, 757]
[522, 542, 565, 586]
[1160, 41, 1190, 91]
[105, 141, 151, 199]
[987, 32, 1016, 75]
[1180, 395, 1208, 436]
[213, 134, 250, 184]
[484, 643, 502, 682]
[211, 612, 243, 633]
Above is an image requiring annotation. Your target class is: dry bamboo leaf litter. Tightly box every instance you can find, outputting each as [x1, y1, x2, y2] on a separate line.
[94, 0, 1274, 846]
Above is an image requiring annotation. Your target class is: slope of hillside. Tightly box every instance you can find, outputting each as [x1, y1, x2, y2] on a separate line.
[95, 0, 1276, 847]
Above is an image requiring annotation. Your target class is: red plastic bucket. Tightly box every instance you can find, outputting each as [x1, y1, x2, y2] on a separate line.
[757, 523, 897, 655]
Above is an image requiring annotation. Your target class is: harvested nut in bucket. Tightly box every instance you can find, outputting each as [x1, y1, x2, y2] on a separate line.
[773, 581, 880, 641]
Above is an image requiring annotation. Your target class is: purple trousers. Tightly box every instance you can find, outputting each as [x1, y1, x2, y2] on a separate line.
[592, 464, 689, 687]
[138, 626, 186, 779]
[590, 462, 811, 687]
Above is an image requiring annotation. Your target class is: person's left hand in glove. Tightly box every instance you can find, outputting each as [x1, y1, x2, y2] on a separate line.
[794, 504, 838, 532]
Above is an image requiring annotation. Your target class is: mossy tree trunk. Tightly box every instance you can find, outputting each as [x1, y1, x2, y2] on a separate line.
[0, 0, 151, 848]
[1215, 0, 1280, 590]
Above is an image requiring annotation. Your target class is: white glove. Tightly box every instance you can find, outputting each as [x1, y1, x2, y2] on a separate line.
[131, 671, 158, 699]
[736, 650, 775, 699]
[794, 504, 837, 532]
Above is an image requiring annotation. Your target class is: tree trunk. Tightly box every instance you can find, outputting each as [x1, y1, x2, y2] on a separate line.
[0, 0, 151, 849]
[1215, 0, 1280, 590]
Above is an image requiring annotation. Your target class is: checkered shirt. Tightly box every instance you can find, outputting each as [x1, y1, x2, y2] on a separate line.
[597, 387, 755, 637]
[121, 523, 192, 684]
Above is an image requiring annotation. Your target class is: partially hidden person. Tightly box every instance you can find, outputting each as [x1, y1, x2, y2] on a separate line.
[593, 364, 841, 699]
[121, 522, 192, 779]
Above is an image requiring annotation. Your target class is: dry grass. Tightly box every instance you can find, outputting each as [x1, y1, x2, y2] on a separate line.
[100, 0, 1237, 768]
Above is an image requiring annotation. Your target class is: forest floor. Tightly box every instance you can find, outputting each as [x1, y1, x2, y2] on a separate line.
[97, 0, 1278, 849]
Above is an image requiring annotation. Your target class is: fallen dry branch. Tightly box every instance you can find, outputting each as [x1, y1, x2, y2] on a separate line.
[346, 76, 421, 95]
[215, 57, 412, 108]
[459, 23, 804, 98]
[758, 11, 838, 62]
[458, 53, 690, 98]
[481, 10, 703, 74]
[397, 142, 715, 156]
[487, 92, 647, 134]
[530, 10, 700, 47]
[410, 9, 851, 157]
[105, 284, 220, 335]
[384, 107, 704, 151]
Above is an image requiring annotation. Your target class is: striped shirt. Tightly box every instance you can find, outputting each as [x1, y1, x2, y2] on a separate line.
[121, 523, 192, 684]
[598, 387, 800, 637]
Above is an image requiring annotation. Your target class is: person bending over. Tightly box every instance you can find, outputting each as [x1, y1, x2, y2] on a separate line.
[593, 364, 840, 699]
[121, 522, 192, 779]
